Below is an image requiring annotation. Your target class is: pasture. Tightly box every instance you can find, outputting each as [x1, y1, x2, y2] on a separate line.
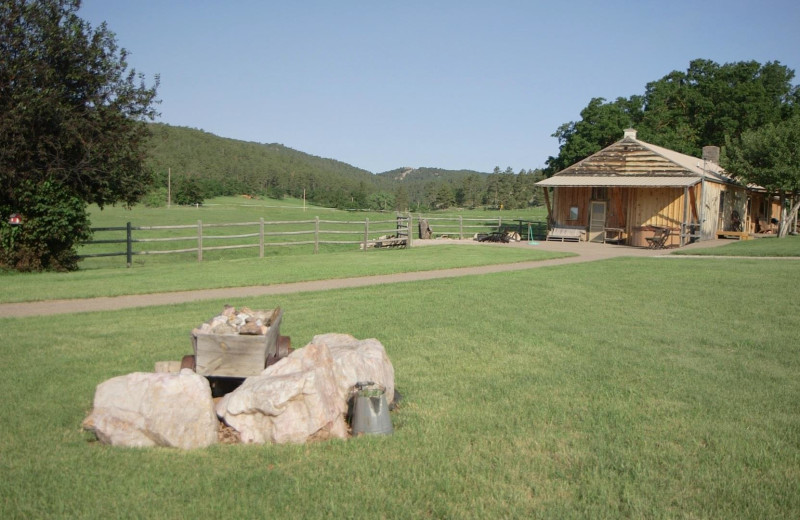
[1, 237, 798, 517]
[75, 197, 549, 268]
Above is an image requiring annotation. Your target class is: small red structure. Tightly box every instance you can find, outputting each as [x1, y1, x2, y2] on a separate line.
[8, 213, 21, 226]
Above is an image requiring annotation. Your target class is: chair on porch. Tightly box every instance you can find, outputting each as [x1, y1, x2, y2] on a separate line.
[645, 227, 671, 249]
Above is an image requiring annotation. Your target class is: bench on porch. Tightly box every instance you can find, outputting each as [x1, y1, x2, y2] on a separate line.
[716, 230, 752, 240]
[546, 225, 586, 242]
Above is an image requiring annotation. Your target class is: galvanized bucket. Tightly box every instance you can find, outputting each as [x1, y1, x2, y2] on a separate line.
[350, 382, 393, 436]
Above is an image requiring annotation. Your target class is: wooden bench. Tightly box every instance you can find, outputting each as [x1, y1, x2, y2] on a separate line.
[716, 230, 751, 240]
[546, 225, 586, 242]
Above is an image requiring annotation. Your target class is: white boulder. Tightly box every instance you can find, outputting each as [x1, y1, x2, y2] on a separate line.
[312, 333, 395, 405]
[82, 369, 218, 449]
[216, 342, 348, 444]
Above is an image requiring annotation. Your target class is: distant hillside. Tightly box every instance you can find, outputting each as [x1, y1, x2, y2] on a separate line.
[376, 167, 490, 209]
[145, 123, 381, 207]
[144, 124, 539, 211]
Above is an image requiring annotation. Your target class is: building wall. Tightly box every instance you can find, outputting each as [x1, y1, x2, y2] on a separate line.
[552, 187, 591, 226]
[700, 182, 747, 238]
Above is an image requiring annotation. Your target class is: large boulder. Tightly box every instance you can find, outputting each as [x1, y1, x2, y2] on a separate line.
[82, 369, 218, 449]
[216, 342, 348, 444]
[312, 333, 395, 405]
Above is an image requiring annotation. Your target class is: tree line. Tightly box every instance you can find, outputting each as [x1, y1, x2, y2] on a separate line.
[145, 124, 545, 212]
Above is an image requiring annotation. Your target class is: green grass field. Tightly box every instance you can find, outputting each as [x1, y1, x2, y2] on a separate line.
[1, 253, 799, 518]
[675, 234, 800, 256]
[73, 196, 549, 268]
[0, 246, 569, 303]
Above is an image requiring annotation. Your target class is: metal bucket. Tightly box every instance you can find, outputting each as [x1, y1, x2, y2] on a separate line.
[351, 382, 393, 436]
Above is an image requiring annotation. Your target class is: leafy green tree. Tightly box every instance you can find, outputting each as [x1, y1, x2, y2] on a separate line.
[367, 191, 395, 211]
[546, 59, 799, 175]
[0, 0, 159, 270]
[723, 115, 800, 237]
[172, 176, 204, 206]
[546, 96, 644, 174]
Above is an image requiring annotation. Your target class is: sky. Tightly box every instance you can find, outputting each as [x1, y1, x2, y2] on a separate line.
[79, 0, 800, 174]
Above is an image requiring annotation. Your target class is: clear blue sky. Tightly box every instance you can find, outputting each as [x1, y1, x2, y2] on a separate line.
[79, 0, 800, 174]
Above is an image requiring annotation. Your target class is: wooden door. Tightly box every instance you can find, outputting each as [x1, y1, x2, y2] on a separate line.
[588, 201, 606, 242]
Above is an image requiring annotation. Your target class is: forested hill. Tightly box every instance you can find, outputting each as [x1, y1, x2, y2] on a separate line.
[377, 167, 487, 182]
[145, 123, 381, 207]
[144, 123, 507, 210]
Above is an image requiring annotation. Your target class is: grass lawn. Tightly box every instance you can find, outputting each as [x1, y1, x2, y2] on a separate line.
[674, 234, 800, 256]
[1, 256, 798, 518]
[0, 245, 569, 303]
[72, 197, 548, 268]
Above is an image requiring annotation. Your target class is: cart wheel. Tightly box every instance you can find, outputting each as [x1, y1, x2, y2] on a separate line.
[181, 354, 196, 371]
[278, 335, 291, 357]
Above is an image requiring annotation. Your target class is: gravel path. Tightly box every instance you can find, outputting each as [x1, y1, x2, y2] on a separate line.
[0, 239, 727, 318]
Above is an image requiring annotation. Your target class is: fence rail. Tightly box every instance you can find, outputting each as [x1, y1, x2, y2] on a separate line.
[79, 214, 546, 267]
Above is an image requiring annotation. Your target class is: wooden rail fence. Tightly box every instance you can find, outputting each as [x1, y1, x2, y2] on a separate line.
[80, 214, 546, 267]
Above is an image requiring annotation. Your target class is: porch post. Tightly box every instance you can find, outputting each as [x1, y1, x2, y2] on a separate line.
[681, 186, 689, 247]
[699, 178, 706, 240]
[542, 187, 552, 226]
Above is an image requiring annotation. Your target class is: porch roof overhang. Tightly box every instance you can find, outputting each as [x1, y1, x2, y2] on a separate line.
[536, 175, 701, 188]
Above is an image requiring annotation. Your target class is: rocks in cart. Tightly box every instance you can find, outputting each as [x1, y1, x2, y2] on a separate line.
[82, 370, 218, 449]
[192, 305, 277, 336]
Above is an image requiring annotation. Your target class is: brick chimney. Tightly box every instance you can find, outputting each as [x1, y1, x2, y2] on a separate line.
[623, 128, 637, 139]
[702, 146, 720, 165]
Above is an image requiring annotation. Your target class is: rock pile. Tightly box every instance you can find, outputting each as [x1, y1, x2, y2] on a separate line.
[192, 305, 278, 336]
[83, 333, 395, 449]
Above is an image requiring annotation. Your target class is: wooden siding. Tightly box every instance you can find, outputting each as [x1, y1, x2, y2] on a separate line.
[699, 183, 747, 238]
[553, 185, 704, 247]
[553, 187, 591, 226]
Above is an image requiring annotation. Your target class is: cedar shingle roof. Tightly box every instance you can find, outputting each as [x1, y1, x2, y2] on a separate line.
[537, 135, 737, 187]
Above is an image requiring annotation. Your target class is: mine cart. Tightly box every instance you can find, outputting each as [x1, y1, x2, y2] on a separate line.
[183, 306, 291, 378]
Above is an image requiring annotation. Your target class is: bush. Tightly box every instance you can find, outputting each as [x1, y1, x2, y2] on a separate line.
[0, 180, 90, 271]
[142, 188, 168, 208]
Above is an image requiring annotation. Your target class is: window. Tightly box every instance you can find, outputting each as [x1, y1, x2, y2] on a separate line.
[569, 206, 579, 220]
[591, 187, 608, 200]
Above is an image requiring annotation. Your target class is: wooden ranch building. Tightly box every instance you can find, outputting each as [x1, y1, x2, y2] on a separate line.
[535, 128, 770, 247]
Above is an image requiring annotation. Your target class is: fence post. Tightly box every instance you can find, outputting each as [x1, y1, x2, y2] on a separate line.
[259, 217, 264, 258]
[126, 222, 132, 268]
[363, 218, 369, 252]
[498, 216, 502, 231]
[459, 215, 463, 239]
[314, 216, 319, 254]
[407, 214, 413, 248]
[197, 220, 203, 262]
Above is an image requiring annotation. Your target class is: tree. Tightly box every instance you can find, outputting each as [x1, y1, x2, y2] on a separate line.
[172, 175, 204, 206]
[393, 185, 409, 212]
[0, 0, 159, 271]
[723, 115, 800, 237]
[366, 191, 394, 211]
[431, 182, 455, 210]
[546, 96, 644, 174]
[546, 59, 799, 175]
